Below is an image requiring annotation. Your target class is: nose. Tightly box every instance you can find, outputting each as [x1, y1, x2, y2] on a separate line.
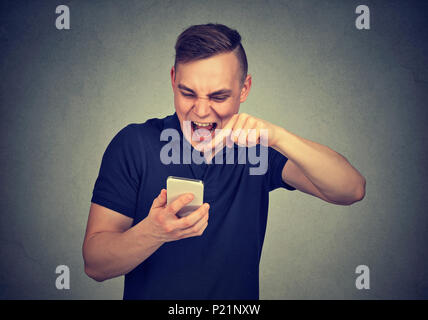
[193, 97, 211, 118]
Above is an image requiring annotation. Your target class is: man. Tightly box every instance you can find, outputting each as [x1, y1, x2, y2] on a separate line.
[83, 23, 366, 299]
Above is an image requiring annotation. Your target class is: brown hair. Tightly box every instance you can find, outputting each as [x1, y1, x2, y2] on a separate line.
[174, 23, 248, 83]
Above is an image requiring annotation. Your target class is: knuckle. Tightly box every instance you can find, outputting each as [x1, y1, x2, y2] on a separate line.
[182, 218, 192, 228]
[163, 224, 173, 233]
[181, 232, 189, 238]
[166, 205, 176, 215]
[154, 213, 164, 224]
[198, 224, 207, 235]
[177, 232, 186, 240]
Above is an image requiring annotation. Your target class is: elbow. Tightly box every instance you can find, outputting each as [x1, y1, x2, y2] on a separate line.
[354, 176, 366, 202]
[84, 264, 107, 282]
[328, 176, 366, 206]
[83, 250, 107, 282]
[344, 176, 366, 206]
[82, 240, 108, 282]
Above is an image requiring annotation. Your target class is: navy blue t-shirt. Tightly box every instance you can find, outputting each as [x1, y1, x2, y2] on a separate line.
[91, 113, 295, 299]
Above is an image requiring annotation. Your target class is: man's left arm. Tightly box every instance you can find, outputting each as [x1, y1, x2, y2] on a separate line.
[223, 113, 366, 206]
[272, 125, 366, 205]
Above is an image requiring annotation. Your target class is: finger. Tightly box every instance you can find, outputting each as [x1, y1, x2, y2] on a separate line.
[238, 116, 263, 147]
[203, 114, 240, 151]
[236, 120, 252, 147]
[178, 210, 209, 238]
[151, 189, 167, 209]
[247, 128, 259, 147]
[173, 203, 209, 230]
[260, 127, 269, 146]
[232, 114, 249, 144]
[237, 129, 247, 147]
[222, 113, 241, 131]
[226, 132, 234, 148]
[166, 193, 194, 215]
[214, 127, 232, 151]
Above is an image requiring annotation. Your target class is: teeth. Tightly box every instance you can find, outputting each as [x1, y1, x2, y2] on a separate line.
[193, 121, 213, 127]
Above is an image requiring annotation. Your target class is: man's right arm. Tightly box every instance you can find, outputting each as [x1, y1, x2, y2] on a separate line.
[82, 189, 209, 282]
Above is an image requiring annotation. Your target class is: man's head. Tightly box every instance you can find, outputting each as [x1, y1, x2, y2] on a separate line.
[171, 23, 252, 145]
[174, 23, 248, 84]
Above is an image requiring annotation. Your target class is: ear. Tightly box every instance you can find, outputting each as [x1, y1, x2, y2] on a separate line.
[170, 66, 176, 89]
[239, 74, 252, 103]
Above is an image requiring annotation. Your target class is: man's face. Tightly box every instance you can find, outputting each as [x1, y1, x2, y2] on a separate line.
[171, 51, 251, 147]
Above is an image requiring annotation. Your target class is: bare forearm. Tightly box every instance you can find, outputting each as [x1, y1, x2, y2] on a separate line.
[272, 126, 366, 201]
[83, 219, 163, 282]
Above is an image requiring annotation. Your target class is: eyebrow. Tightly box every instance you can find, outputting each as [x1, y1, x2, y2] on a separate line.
[177, 84, 232, 97]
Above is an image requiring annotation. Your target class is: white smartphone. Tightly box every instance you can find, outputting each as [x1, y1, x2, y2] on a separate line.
[166, 176, 204, 218]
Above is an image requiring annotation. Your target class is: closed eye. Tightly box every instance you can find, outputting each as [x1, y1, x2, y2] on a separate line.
[181, 92, 196, 98]
[180, 91, 229, 102]
[210, 96, 228, 102]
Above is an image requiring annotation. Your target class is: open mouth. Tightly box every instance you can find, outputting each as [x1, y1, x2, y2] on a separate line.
[191, 121, 218, 141]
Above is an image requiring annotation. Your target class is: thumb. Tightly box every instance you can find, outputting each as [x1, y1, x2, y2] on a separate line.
[151, 189, 167, 209]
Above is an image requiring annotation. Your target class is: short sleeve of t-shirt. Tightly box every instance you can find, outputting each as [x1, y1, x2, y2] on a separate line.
[266, 147, 296, 192]
[91, 124, 142, 219]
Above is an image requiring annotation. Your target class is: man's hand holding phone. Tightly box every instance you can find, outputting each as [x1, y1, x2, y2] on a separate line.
[145, 189, 209, 243]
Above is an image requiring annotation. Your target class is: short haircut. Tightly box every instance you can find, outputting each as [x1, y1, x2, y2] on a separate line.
[174, 23, 248, 84]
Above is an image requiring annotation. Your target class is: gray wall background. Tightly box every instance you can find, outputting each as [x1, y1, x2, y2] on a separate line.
[1, 0, 427, 299]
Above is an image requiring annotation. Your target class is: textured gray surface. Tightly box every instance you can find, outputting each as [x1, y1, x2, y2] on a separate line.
[1, 0, 427, 299]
